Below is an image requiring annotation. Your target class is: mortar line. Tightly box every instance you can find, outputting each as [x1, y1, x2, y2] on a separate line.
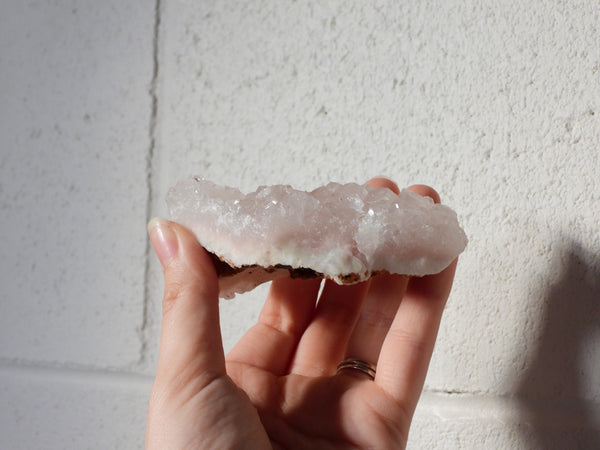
[0, 359, 153, 388]
[139, 0, 162, 369]
[419, 390, 600, 429]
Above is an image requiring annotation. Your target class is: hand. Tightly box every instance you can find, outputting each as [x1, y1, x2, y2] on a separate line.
[145, 178, 458, 449]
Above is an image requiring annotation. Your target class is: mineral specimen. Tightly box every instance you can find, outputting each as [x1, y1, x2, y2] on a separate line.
[167, 177, 468, 298]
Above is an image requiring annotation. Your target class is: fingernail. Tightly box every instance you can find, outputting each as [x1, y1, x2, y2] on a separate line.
[369, 176, 400, 194]
[373, 175, 395, 183]
[148, 217, 178, 267]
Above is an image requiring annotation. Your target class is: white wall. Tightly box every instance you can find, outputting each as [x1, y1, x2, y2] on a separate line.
[1, 0, 599, 448]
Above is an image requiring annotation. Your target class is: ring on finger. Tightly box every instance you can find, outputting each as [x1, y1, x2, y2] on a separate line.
[336, 358, 377, 380]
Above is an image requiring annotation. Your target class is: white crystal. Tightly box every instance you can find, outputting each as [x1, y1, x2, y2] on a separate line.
[167, 177, 468, 298]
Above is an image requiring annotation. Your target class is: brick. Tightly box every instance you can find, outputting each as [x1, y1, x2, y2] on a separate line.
[409, 392, 600, 449]
[0, 0, 155, 367]
[0, 365, 151, 449]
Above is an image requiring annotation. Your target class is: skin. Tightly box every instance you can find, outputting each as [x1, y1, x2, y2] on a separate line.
[145, 178, 458, 449]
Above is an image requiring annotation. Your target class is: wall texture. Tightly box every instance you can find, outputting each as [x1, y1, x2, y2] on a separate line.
[1, 0, 599, 448]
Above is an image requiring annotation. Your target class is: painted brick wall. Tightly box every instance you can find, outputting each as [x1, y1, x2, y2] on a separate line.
[1, 0, 599, 448]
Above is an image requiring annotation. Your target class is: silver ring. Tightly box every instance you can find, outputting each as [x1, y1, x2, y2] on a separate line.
[336, 358, 377, 380]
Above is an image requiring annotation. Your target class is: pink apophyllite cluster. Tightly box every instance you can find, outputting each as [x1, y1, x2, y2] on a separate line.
[167, 177, 467, 298]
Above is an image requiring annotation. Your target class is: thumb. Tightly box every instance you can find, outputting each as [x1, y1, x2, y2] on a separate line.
[148, 217, 225, 386]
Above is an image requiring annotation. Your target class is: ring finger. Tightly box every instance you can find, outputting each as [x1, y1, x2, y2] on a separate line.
[343, 273, 408, 368]
[341, 182, 439, 375]
[289, 279, 371, 377]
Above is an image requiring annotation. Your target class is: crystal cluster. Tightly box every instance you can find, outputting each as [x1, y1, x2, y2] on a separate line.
[167, 177, 468, 298]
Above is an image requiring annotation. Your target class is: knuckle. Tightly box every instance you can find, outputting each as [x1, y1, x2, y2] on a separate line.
[389, 327, 430, 357]
[160, 264, 218, 315]
[162, 278, 186, 314]
[360, 309, 394, 330]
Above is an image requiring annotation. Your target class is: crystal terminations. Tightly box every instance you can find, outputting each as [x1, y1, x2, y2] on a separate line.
[167, 177, 468, 298]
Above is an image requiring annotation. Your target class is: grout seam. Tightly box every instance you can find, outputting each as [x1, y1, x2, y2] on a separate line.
[138, 0, 162, 370]
[418, 390, 600, 429]
[0, 358, 154, 386]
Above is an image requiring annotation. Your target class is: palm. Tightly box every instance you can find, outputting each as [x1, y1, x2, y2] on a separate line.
[227, 363, 410, 449]
[225, 249, 456, 449]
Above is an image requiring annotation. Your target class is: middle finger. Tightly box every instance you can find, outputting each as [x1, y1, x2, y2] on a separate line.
[289, 279, 370, 377]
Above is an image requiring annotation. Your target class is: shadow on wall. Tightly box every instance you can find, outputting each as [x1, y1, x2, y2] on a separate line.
[514, 240, 600, 449]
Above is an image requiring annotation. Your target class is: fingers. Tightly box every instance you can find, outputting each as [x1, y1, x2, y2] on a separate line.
[148, 218, 225, 388]
[374, 186, 458, 417]
[343, 273, 408, 366]
[367, 176, 401, 195]
[406, 184, 441, 203]
[289, 280, 371, 376]
[289, 177, 400, 377]
[226, 276, 322, 376]
[342, 177, 406, 366]
[375, 260, 456, 412]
